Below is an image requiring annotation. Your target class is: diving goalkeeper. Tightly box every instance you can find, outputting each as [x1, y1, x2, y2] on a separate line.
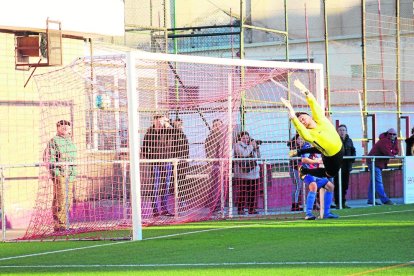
[281, 80, 344, 178]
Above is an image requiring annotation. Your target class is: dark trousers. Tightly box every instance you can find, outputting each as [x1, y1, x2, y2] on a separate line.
[208, 164, 222, 211]
[176, 161, 188, 210]
[150, 163, 172, 213]
[235, 178, 259, 213]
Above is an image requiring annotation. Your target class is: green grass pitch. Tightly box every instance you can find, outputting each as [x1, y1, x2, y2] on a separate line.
[0, 204, 413, 275]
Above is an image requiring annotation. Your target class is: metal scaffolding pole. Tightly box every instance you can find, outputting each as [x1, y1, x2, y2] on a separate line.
[323, 0, 331, 112]
[361, 0, 369, 155]
[239, 0, 246, 130]
[284, 0, 289, 61]
[396, 0, 401, 137]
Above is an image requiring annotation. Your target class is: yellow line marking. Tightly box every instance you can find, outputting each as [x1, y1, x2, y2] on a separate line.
[347, 261, 414, 276]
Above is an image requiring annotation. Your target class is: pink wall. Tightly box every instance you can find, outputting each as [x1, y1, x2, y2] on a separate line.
[266, 169, 403, 209]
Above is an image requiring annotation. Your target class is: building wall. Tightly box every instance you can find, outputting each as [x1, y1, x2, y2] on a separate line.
[0, 32, 86, 228]
[1, 0, 412, 230]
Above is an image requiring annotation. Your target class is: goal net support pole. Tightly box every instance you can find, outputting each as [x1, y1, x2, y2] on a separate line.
[126, 51, 142, 241]
[227, 73, 234, 218]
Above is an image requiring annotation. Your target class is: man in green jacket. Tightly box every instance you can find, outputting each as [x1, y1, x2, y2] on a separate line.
[44, 120, 77, 232]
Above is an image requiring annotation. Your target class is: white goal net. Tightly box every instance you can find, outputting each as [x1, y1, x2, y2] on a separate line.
[25, 51, 323, 240]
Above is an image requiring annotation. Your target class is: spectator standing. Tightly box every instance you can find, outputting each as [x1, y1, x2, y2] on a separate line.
[44, 120, 77, 232]
[142, 114, 174, 217]
[205, 119, 226, 212]
[205, 119, 225, 160]
[172, 118, 190, 180]
[287, 133, 303, 211]
[333, 124, 356, 209]
[367, 128, 399, 205]
[171, 118, 190, 209]
[405, 127, 414, 156]
[233, 131, 261, 215]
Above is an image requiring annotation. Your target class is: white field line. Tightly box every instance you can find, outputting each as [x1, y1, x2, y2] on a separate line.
[338, 210, 414, 218]
[0, 261, 413, 268]
[0, 209, 413, 264]
[0, 240, 132, 262]
[0, 224, 257, 262]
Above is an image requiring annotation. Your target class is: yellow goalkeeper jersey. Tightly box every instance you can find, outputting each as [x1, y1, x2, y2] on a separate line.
[291, 93, 342, 157]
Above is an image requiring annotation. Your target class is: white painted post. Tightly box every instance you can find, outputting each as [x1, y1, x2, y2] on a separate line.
[263, 161, 268, 215]
[338, 167, 343, 209]
[122, 162, 128, 220]
[1, 167, 6, 241]
[219, 159, 225, 218]
[227, 73, 233, 218]
[370, 158, 376, 206]
[173, 159, 178, 217]
[126, 51, 142, 241]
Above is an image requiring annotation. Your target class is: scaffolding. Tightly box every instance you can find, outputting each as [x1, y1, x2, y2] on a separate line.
[124, 0, 414, 155]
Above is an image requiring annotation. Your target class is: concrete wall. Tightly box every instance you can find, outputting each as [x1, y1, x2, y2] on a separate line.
[0, 32, 86, 229]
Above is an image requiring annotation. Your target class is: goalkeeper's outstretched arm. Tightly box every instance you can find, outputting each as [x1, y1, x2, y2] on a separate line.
[293, 79, 326, 123]
[280, 97, 313, 142]
[293, 79, 310, 96]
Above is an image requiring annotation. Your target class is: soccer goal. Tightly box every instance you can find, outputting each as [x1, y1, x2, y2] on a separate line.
[21, 50, 323, 241]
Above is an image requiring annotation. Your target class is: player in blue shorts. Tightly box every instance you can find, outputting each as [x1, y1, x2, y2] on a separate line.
[300, 142, 339, 220]
[303, 174, 339, 220]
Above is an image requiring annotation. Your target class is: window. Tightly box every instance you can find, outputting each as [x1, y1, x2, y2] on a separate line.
[351, 64, 381, 79]
[86, 76, 127, 151]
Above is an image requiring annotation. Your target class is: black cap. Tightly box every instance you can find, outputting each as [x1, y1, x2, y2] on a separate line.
[57, 120, 71, 127]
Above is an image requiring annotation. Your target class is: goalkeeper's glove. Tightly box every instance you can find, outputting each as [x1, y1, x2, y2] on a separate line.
[294, 79, 310, 96]
[289, 149, 298, 157]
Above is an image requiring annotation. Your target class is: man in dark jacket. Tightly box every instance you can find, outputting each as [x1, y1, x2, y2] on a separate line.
[142, 114, 174, 217]
[366, 128, 399, 205]
[405, 127, 414, 156]
[333, 124, 356, 209]
[171, 118, 190, 175]
[171, 118, 190, 207]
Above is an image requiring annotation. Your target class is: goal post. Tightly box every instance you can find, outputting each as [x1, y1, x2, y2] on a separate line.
[19, 49, 325, 241]
[126, 51, 142, 241]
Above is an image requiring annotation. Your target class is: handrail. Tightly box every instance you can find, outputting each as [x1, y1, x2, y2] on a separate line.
[0, 155, 405, 169]
[0, 156, 409, 240]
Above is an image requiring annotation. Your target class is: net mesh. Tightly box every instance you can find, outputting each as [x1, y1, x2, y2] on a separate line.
[24, 53, 320, 240]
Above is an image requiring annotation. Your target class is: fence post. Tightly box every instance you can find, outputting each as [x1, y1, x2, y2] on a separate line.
[219, 159, 225, 218]
[370, 157, 377, 205]
[122, 161, 128, 220]
[65, 164, 70, 230]
[1, 166, 5, 241]
[338, 167, 342, 209]
[263, 161, 268, 215]
[227, 73, 233, 218]
[173, 159, 178, 217]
